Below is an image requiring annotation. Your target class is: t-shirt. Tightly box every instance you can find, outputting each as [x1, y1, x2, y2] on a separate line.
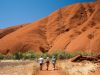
[52, 58, 56, 63]
[46, 57, 50, 63]
[38, 57, 44, 64]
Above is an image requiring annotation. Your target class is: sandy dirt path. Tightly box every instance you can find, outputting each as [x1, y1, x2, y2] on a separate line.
[36, 64, 65, 75]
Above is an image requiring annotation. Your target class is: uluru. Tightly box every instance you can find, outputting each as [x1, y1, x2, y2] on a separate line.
[0, 0, 100, 54]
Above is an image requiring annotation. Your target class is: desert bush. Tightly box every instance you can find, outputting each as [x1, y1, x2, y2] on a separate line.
[50, 51, 75, 59]
[11, 51, 41, 60]
[72, 51, 96, 56]
[50, 51, 96, 60]
[42, 53, 49, 59]
[0, 50, 96, 60]
[22, 52, 38, 60]
[0, 53, 4, 60]
[4, 54, 14, 59]
[57, 52, 67, 59]
[13, 52, 23, 60]
[23, 52, 33, 59]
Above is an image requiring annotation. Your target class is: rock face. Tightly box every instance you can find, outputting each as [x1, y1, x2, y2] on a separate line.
[0, 1, 100, 54]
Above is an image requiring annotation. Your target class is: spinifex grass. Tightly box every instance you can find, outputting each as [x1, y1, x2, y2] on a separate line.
[0, 51, 96, 60]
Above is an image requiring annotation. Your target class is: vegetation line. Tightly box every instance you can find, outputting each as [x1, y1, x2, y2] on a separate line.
[0, 51, 96, 60]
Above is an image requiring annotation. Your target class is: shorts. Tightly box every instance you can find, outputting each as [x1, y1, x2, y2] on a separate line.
[46, 61, 50, 63]
[40, 63, 43, 65]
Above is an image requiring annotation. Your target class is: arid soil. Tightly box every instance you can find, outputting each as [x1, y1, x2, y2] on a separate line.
[0, 0, 100, 54]
[90, 69, 100, 75]
[57, 60, 100, 75]
[0, 60, 100, 75]
[0, 60, 38, 75]
[36, 63, 64, 75]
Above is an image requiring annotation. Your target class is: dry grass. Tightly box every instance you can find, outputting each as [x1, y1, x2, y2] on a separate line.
[0, 60, 39, 75]
[57, 60, 99, 75]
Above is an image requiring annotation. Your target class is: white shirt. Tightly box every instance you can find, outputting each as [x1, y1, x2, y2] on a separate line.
[38, 57, 44, 64]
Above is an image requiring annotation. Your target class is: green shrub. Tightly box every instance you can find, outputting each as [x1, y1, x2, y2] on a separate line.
[4, 54, 14, 59]
[0, 50, 97, 60]
[50, 51, 96, 60]
[22, 52, 36, 59]
[72, 51, 96, 56]
[13, 52, 23, 60]
[0, 53, 4, 60]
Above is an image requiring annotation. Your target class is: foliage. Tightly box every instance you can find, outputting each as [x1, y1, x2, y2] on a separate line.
[0, 53, 4, 60]
[13, 52, 23, 60]
[50, 51, 96, 59]
[0, 50, 97, 60]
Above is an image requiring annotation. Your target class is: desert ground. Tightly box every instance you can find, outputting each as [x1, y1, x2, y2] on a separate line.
[0, 60, 100, 75]
[0, 60, 38, 75]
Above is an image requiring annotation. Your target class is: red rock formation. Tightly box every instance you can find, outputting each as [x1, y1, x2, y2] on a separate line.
[0, 24, 29, 39]
[0, 1, 100, 54]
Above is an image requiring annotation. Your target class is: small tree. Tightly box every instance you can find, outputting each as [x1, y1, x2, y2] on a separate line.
[13, 52, 23, 60]
[0, 53, 4, 60]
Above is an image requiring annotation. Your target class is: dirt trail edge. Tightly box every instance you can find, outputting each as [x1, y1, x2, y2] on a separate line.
[35, 64, 65, 75]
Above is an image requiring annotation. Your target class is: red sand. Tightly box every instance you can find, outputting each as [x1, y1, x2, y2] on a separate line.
[91, 69, 100, 75]
[36, 70, 63, 75]
[36, 64, 64, 75]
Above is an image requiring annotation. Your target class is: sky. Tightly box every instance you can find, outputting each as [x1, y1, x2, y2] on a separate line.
[0, 0, 96, 28]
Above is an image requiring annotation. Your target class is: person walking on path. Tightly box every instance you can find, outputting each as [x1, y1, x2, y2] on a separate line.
[52, 56, 57, 70]
[45, 56, 50, 70]
[38, 56, 44, 70]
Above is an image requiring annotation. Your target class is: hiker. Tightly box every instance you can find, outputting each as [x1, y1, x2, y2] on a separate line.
[45, 56, 50, 70]
[38, 56, 44, 70]
[52, 56, 57, 70]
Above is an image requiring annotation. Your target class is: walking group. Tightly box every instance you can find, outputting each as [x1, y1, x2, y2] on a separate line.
[38, 56, 57, 70]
